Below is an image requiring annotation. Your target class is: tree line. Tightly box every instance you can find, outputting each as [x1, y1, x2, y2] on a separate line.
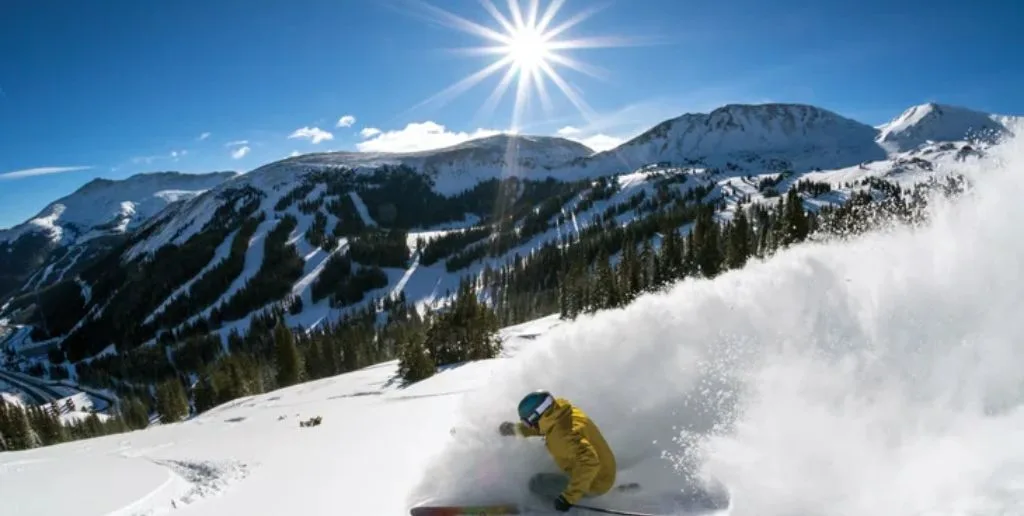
[0, 394, 150, 452]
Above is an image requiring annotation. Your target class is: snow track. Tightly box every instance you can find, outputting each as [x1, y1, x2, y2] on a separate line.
[348, 191, 378, 227]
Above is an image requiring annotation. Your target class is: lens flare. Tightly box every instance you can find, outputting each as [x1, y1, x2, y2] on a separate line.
[405, 0, 639, 131]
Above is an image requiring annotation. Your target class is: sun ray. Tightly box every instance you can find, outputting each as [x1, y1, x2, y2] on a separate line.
[549, 35, 663, 50]
[506, 0, 526, 31]
[446, 45, 511, 57]
[405, 55, 514, 115]
[405, 0, 649, 129]
[538, 60, 596, 121]
[546, 53, 609, 81]
[476, 64, 521, 124]
[478, 0, 517, 37]
[541, 2, 611, 41]
[530, 65, 555, 116]
[410, 0, 511, 45]
[535, 0, 567, 33]
[525, 0, 540, 29]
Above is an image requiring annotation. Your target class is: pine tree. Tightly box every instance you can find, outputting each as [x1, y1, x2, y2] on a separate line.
[273, 321, 302, 387]
[83, 412, 104, 436]
[424, 279, 502, 366]
[5, 401, 35, 450]
[558, 268, 570, 319]
[693, 207, 723, 278]
[591, 250, 619, 310]
[192, 376, 219, 414]
[0, 398, 10, 451]
[638, 238, 658, 292]
[31, 405, 65, 446]
[155, 378, 188, 423]
[398, 328, 434, 384]
[660, 227, 683, 280]
[617, 240, 642, 304]
[120, 396, 150, 430]
[725, 208, 752, 270]
[783, 188, 810, 246]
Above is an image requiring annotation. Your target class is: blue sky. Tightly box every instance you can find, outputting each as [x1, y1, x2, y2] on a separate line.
[1, 0, 1022, 228]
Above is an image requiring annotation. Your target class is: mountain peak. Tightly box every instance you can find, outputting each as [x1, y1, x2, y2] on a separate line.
[877, 102, 1018, 151]
[591, 102, 882, 175]
[0, 171, 238, 246]
[437, 132, 594, 156]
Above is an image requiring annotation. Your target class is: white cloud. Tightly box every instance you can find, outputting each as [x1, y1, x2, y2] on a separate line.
[360, 127, 382, 138]
[572, 134, 624, 152]
[337, 115, 356, 128]
[289, 150, 301, 157]
[225, 140, 249, 147]
[0, 166, 92, 180]
[231, 146, 251, 159]
[198, 132, 211, 141]
[556, 125, 623, 151]
[356, 121, 500, 153]
[289, 126, 334, 144]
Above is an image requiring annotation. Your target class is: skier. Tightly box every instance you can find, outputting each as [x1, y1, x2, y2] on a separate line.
[499, 390, 618, 513]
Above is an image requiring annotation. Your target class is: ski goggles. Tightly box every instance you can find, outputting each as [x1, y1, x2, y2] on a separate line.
[521, 395, 553, 427]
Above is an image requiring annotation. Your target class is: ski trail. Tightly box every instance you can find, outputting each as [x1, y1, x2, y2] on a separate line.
[144, 228, 239, 325]
[391, 250, 421, 299]
[348, 191, 378, 227]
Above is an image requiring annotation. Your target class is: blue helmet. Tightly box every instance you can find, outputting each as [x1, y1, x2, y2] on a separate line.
[518, 390, 554, 427]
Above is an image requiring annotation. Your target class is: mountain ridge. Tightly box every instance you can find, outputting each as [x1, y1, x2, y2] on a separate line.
[0, 100, 1018, 369]
[4, 101, 1018, 241]
[0, 170, 239, 241]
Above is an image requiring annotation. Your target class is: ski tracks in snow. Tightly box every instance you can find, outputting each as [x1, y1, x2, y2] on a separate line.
[108, 456, 252, 516]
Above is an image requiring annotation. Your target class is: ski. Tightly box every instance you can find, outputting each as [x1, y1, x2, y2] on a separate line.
[571, 502, 658, 516]
[409, 503, 523, 515]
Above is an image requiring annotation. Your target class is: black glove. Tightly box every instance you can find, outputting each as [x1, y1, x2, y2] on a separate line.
[498, 421, 516, 436]
[553, 495, 572, 512]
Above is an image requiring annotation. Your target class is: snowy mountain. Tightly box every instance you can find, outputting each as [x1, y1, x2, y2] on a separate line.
[564, 103, 891, 177]
[248, 134, 595, 195]
[876, 102, 1021, 151]
[0, 170, 237, 302]
[0, 171, 238, 246]
[0, 101, 1016, 368]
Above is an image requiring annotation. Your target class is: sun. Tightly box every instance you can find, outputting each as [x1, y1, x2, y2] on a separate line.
[505, 26, 551, 72]
[405, 0, 635, 131]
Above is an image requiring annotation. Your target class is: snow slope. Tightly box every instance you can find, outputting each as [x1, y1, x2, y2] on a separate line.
[0, 171, 238, 245]
[3, 134, 1024, 516]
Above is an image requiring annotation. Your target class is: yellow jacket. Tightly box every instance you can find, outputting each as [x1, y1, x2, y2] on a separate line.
[515, 397, 617, 503]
